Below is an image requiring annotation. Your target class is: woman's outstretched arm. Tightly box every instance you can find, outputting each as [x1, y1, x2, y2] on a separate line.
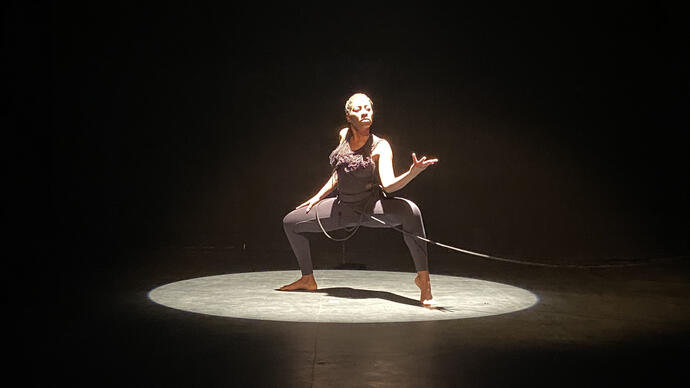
[376, 140, 438, 193]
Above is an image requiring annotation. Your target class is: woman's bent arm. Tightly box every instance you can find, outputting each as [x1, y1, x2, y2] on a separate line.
[296, 129, 348, 212]
[376, 140, 438, 193]
[296, 171, 338, 212]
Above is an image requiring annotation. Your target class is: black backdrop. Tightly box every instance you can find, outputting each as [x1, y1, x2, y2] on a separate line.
[11, 3, 688, 276]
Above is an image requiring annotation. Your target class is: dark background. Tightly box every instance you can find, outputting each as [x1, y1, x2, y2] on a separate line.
[10, 1, 689, 301]
[6, 2, 689, 386]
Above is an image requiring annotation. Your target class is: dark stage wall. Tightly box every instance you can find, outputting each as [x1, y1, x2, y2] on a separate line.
[35, 4, 688, 268]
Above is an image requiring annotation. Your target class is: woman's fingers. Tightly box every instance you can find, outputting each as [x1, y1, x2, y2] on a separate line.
[306, 201, 317, 214]
[411, 154, 439, 171]
[413, 153, 438, 166]
[297, 197, 321, 213]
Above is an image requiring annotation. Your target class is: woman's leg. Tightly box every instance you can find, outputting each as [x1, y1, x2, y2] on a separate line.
[281, 198, 357, 290]
[362, 198, 433, 303]
[363, 198, 429, 272]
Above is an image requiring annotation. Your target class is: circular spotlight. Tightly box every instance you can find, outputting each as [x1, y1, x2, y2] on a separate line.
[148, 270, 538, 323]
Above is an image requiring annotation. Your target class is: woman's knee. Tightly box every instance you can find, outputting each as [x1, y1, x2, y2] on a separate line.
[409, 201, 423, 218]
[395, 198, 423, 219]
[283, 208, 301, 228]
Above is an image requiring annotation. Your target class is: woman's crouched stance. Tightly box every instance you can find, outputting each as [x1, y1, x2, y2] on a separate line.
[279, 93, 438, 306]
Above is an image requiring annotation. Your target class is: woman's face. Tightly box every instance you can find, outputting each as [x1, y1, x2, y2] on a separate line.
[346, 95, 374, 130]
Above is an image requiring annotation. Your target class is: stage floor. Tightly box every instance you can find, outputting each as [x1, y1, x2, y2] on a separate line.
[148, 270, 538, 323]
[50, 249, 689, 387]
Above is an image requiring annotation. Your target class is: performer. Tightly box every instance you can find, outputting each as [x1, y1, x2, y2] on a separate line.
[280, 93, 439, 305]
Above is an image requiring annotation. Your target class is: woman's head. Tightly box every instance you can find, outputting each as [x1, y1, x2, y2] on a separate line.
[345, 93, 374, 130]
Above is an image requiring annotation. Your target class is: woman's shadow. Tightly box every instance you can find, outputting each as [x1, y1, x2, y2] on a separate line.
[306, 287, 453, 312]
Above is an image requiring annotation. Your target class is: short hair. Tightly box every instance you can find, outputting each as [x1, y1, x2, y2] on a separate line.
[344, 93, 373, 116]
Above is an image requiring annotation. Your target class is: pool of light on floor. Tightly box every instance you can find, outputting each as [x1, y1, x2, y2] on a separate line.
[148, 270, 539, 323]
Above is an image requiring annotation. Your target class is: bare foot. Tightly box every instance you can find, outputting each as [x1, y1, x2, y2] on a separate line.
[279, 274, 318, 291]
[414, 270, 433, 304]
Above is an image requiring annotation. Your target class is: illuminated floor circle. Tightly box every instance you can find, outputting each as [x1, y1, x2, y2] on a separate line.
[148, 270, 539, 323]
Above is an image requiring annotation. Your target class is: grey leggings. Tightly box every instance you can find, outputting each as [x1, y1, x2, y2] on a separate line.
[283, 197, 428, 275]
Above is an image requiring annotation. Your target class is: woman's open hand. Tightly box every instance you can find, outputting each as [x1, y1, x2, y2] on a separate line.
[410, 152, 439, 174]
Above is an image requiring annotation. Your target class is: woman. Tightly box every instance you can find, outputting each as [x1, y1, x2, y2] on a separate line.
[280, 93, 439, 305]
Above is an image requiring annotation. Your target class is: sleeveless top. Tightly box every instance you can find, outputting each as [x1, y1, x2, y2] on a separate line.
[329, 133, 383, 205]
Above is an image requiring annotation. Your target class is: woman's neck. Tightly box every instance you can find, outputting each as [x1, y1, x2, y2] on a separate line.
[349, 126, 370, 145]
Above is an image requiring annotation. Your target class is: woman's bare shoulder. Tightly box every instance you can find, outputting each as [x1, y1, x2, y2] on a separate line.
[373, 134, 390, 145]
[338, 127, 349, 142]
[372, 135, 391, 153]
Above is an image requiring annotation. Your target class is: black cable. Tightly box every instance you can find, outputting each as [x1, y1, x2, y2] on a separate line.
[355, 209, 684, 269]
